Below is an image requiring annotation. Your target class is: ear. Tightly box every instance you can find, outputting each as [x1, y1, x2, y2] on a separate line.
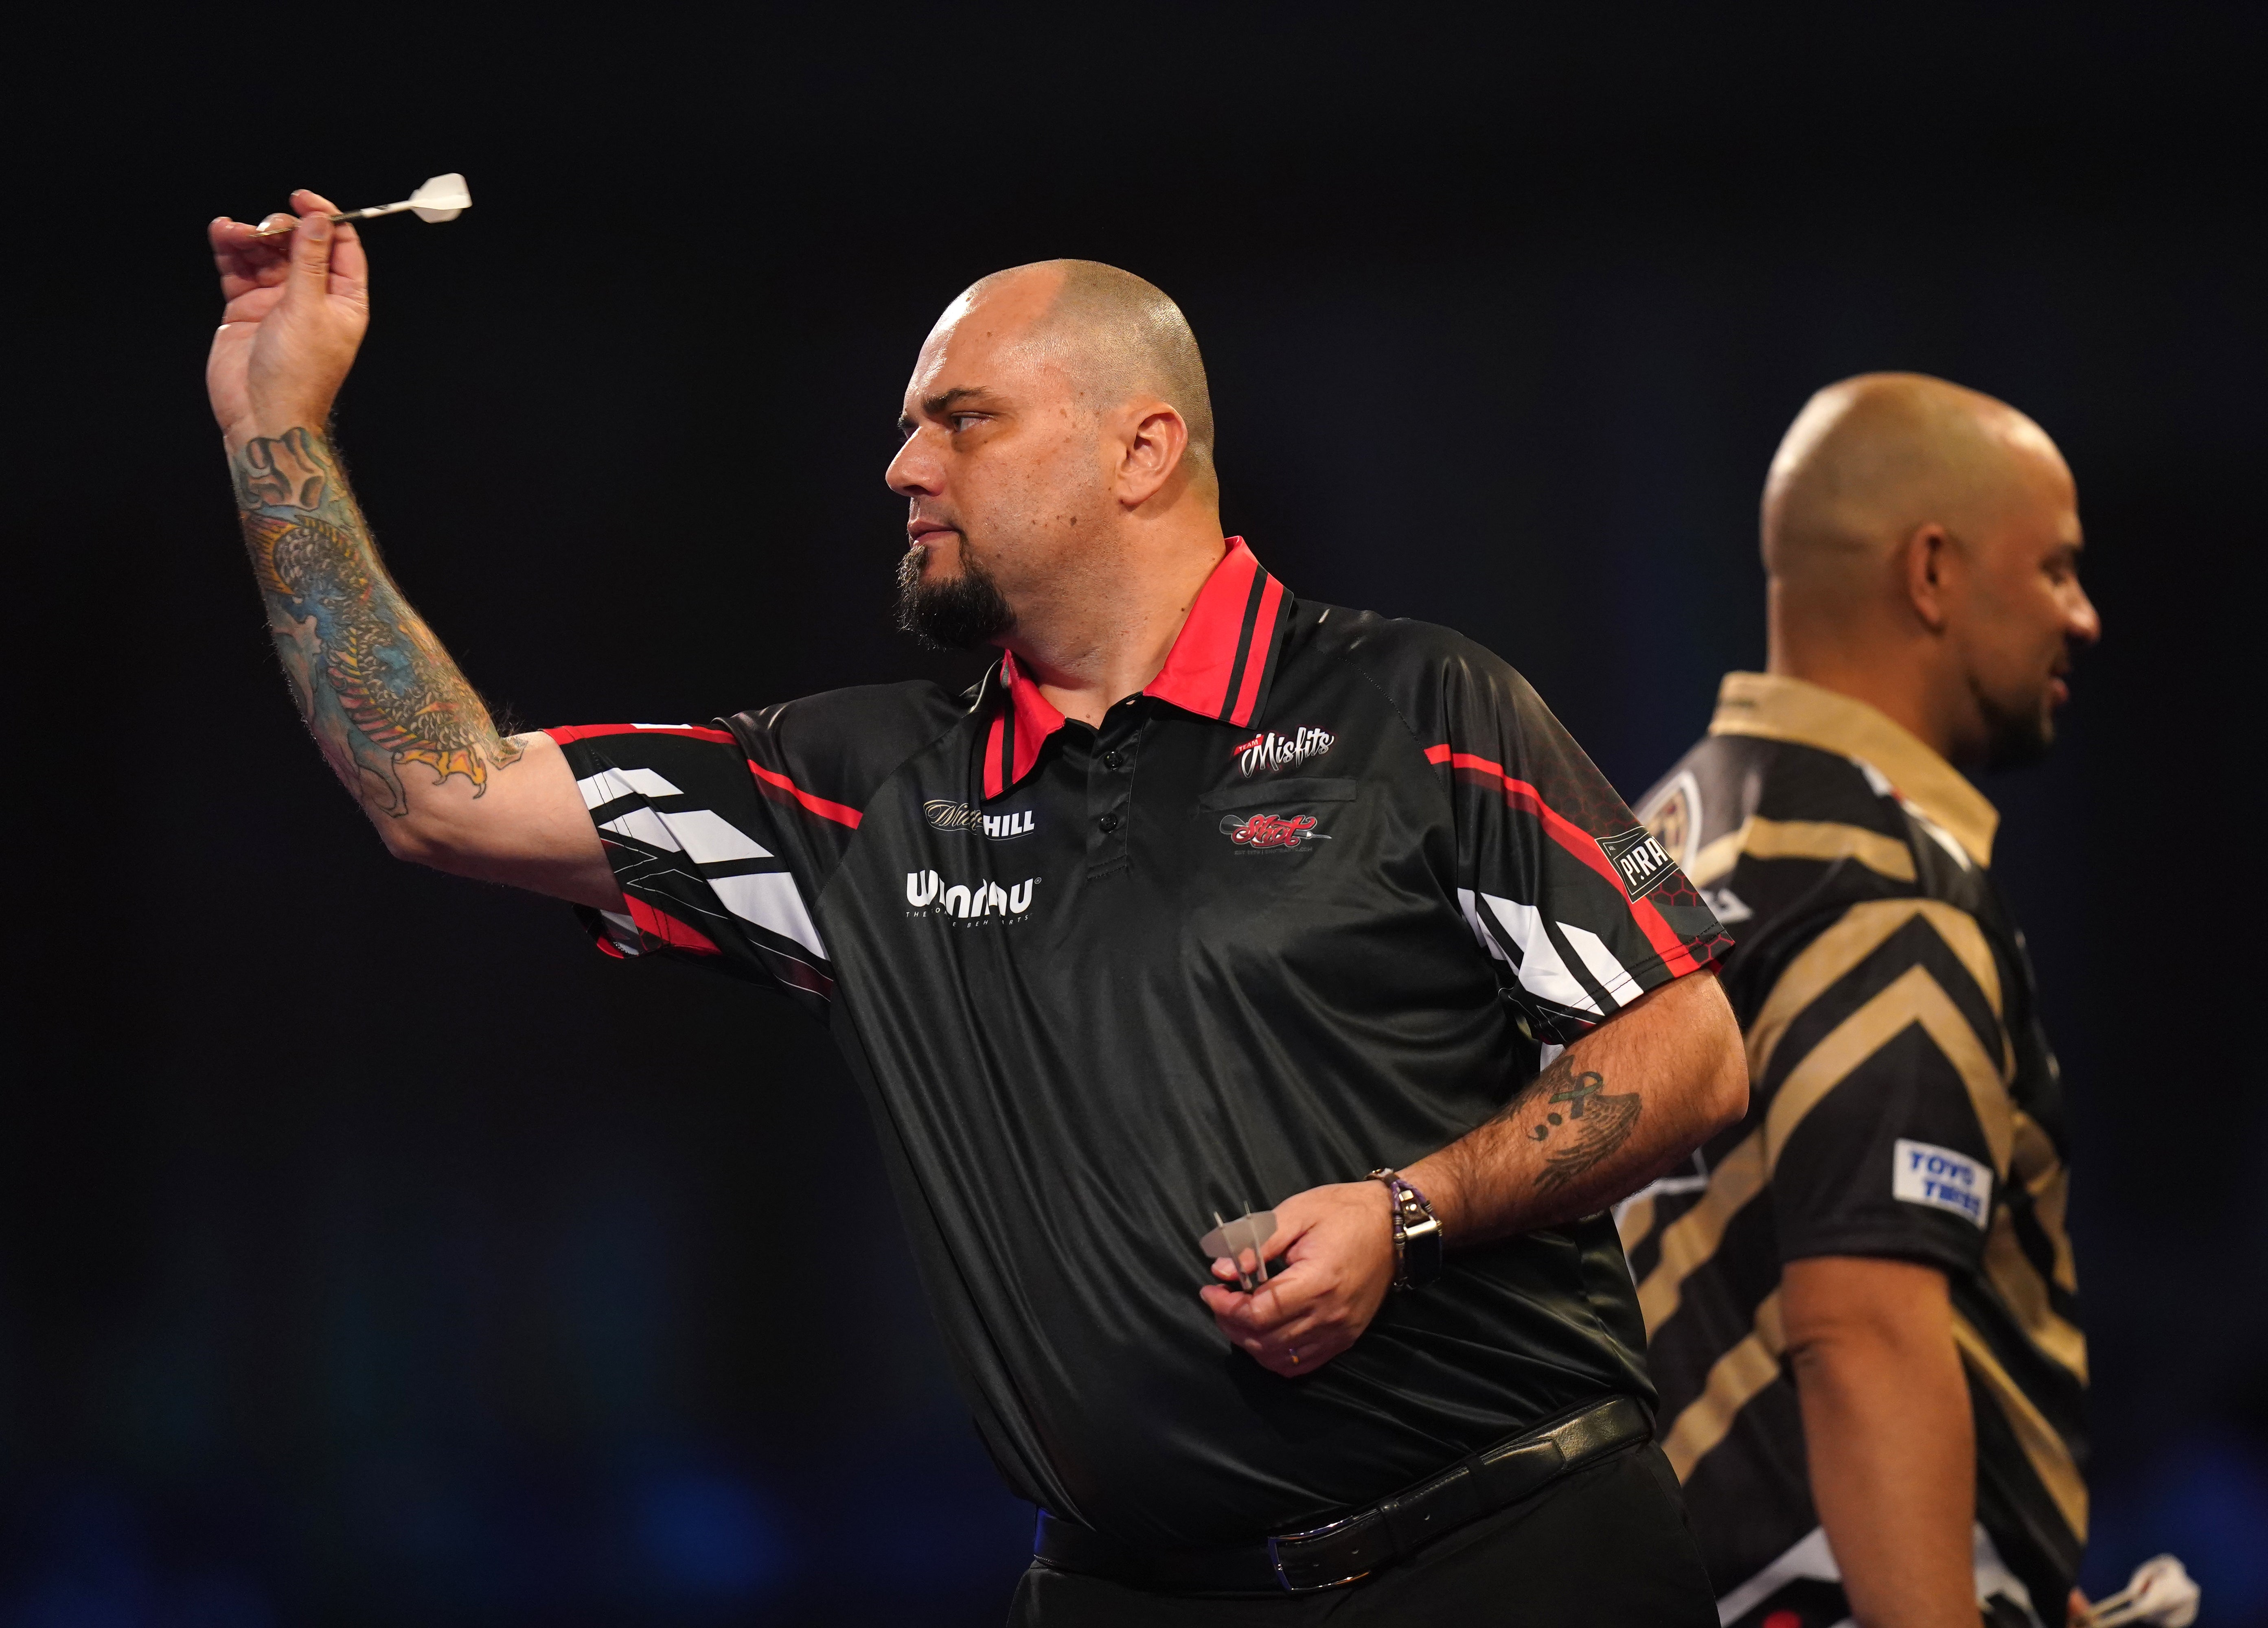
[1115, 404, 1190, 508]
[1901, 523, 1956, 633]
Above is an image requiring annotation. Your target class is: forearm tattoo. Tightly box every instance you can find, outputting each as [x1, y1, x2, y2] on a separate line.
[1516, 1051, 1642, 1196]
[234, 428, 520, 816]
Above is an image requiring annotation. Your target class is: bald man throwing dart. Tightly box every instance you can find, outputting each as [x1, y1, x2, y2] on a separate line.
[208, 195, 1745, 1623]
[1624, 375, 2100, 1628]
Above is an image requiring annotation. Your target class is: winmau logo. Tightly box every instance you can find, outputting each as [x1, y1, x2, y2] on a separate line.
[905, 870, 1039, 920]
[923, 800, 1036, 840]
[1235, 727, 1335, 777]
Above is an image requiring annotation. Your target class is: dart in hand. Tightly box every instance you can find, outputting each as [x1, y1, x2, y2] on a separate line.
[1199, 1208, 1279, 1292]
[248, 174, 471, 237]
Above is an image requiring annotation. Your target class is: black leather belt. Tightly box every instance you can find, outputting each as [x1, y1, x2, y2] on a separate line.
[1033, 1394, 1652, 1596]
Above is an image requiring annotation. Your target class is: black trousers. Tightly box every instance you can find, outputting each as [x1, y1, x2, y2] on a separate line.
[1007, 1442, 1716, 1627]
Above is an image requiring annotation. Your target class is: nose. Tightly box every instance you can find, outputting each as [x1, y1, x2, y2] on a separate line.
[2067, 580, 2102, 648]
[886, 430, 938, 499]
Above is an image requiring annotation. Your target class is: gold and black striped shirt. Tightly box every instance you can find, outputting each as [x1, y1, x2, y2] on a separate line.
[1624, 672, 2084, 1628]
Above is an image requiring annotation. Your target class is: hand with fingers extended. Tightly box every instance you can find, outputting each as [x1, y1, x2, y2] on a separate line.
[207, 190, 370, 450]
[1200, 1179, 1398, 1377]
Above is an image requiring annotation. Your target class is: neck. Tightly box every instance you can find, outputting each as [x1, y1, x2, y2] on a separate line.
[1005, 518, 1227, 727]
[1766, 627, 1979, 768]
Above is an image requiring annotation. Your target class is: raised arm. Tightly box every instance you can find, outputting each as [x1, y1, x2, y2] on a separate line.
[1204, 970, 1745, 1374]
[207, 194, 614, 908]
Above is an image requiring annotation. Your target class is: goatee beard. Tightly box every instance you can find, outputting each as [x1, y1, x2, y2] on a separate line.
[895, 543, 1016, 651]
[1976, 686, 2054, 772]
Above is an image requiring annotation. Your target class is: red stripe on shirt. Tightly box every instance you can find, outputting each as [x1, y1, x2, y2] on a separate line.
[544, 723, 738, 744]
[983, 712, 1008, 801]
[622, 894, 722, 954]
[1430, 746, 1701, 977]
[1145, 538, 1262, 719]
[747, 763, 863, 828]
[1227, 573, 1285, 728]
[1001, 651, 1062, 788]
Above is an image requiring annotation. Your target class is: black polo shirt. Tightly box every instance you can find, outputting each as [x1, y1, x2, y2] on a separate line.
[546, 538, 1731, 1547]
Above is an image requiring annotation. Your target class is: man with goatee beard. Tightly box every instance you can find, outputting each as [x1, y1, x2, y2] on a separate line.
[1623, 374, 2101, 1628]
[208, 191, 1745, 1624]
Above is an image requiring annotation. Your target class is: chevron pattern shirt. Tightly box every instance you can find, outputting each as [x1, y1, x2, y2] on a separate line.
[1622, 672, 2085, 1628]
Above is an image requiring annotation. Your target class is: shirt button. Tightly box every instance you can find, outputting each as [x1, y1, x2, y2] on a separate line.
[1097, 812, 1122, 834]
[1102, 750, 1122, 770]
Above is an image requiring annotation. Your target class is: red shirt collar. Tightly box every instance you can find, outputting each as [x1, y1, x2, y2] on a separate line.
[980, 538, 1290, 799]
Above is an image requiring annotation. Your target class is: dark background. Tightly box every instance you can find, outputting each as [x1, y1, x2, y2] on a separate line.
[7, 7, 2264, 1624]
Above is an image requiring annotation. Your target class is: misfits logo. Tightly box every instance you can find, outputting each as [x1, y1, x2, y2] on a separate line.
[1597, 825, 1679, 901]
[905, 869, 1039, 921]
[1235, 726, 1335, 778]
[923, 800, 1036, 840]
[1219, 812, 1330, 850]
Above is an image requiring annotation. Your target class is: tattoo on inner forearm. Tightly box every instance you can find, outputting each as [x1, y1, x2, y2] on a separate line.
[1516, 1053, 1643, 1196]
[234, 427, 521, 816]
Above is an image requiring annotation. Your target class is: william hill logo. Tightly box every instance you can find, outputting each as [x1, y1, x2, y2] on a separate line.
[1597, 826, 1679, 901]
[923, 800, 1036, 840]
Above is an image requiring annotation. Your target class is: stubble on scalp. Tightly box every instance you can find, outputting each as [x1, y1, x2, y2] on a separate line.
[969, 258, 1218, 487]
[1762, 373, 2055, 588]
[1762, 372, 2074, 768]
[890, 260, 1218, 651]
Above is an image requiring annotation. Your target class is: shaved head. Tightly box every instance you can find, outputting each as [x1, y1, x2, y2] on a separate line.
[885, 260, 1230, 689]
[1763, 372, 2065, 593]
[1760, 372, 2098, 770]
[954, 259, 1216, 483]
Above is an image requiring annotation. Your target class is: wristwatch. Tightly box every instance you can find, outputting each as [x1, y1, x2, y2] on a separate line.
[1367, 1168, 1444, 1290]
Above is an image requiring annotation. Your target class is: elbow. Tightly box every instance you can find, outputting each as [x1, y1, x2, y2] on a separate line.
[1704, 1020, 1750, 1135]
[373, 814, 453, 873]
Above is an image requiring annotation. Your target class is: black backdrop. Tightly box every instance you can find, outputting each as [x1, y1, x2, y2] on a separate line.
[9, 8, 2266, 1625]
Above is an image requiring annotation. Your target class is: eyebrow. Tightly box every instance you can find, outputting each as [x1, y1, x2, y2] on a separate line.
[898, 385, 998, 436]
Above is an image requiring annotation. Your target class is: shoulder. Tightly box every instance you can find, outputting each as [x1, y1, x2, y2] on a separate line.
[1641, 733, 1903, 856]
[1654, 735, 2003, 1011]
[728, 681, 969, 814]
[734, 680, 965, 744]
[1298, 600, 1507, 678]
[1292, 601, 1544, 725]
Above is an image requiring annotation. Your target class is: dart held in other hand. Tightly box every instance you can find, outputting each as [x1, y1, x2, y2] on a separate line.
[1199, 1209, 1279, 1292]
[249, 174, 471, 237]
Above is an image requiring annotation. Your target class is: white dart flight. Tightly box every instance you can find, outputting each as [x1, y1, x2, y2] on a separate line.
[1199, 1209, 1278, 1292]
[249, 173, 471, 237]
[2083, 1554, 2200, 1627]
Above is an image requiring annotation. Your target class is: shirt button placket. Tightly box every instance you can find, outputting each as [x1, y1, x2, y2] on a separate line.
[1087, 712, 1139, 875]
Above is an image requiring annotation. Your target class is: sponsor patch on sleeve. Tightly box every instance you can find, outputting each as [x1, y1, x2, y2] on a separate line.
[1597, 825, 1679, 900]
[1892, 1138, 1993, 1228]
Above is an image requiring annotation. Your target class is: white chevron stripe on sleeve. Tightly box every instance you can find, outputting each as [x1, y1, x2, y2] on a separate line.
[1457, 888, 1511, 963]
[614, 766, 682, 799]
[1481, 893, 1600, 1014]
[658, 807, 772, 864]
[575, 766, 683, 809]
[598, 806, 681, 851]
[1561, 923, 1644, 1007]
[710, 872, 828, 959]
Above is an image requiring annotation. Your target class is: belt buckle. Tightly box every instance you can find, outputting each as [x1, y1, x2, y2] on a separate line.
[1267, 1513, 1374, 1593]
